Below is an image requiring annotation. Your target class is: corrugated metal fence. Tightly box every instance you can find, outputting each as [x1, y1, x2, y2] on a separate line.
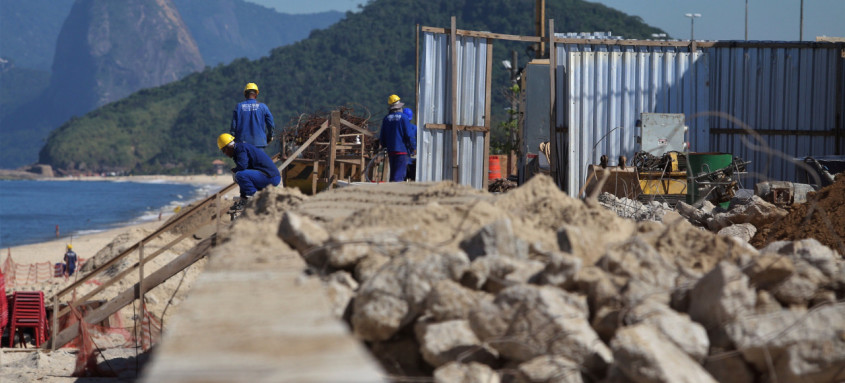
[417, 31, 490, 189]
[555, 41, 845, 195]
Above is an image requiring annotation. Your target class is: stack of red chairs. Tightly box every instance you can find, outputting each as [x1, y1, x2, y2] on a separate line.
[8, 291, 48, 347]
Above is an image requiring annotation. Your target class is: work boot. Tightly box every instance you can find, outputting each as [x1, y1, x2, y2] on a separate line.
[229, 197, 248, 212]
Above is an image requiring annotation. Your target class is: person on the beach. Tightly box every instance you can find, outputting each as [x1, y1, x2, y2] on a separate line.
[63, 244, 77, 277]
[217, 133, 281, 212]
[379, 94, 416, 182]
[231, 82, 276, 150]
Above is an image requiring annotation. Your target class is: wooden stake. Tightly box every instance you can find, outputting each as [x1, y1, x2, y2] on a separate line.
[451, 16, 459, 182]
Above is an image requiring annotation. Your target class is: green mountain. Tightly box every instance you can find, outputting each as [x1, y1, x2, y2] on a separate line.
[40, 0, 665, 174]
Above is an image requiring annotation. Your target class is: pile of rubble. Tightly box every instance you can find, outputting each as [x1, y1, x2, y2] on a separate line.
[596, 193, 673, 222]
[236, 175, 843, 382]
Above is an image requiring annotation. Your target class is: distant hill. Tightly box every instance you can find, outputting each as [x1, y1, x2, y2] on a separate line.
[0, 0, 343, 169]
[40, 0, 666, 174]
[172, 0, 344, 66]
[0, 0, 75, 71]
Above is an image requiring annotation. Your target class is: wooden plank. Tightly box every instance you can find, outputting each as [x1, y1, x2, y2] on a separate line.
[483, 38, 493, 190]
[329, 111, 339, 188]
[424, 123, 489, 132]
[312, 161, 319, 195]
[339, 118, 373, 137]
[44, 237, 212, 350]
[548, 19, 558, 186]
[536, 0, 545, 57]
[451, 16, 459, 182]
[277, 121, 329, 172]
[416, 23, 421, 127]
[56, 226, 204, 319]
[421, 26, 542, 43]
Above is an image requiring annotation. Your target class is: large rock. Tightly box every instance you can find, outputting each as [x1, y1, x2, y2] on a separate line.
[425, 280, 487, 321]
[717, 223, 757, 243]
[325, 271, 358, 319]
[352, 249, 470, 341]
[725, 304, 845, 382]
[516, 355, 583, 383]
[434, 362, 500, 383]
[414, 319, 497, 368]
[354, 253, 390, 284]
[597, 236, 677, 305]
[535, 251, 582, 289]
[743, 253, 795, 289]
[461, 256, 545, 293]
[326, 228, 405, 268]
[277, 212, 328, 258]
[703, 351, 756, 383]
[468, 285, 611, 375]
[460, 219, 528, 260]
[761, 239, 841, 306]
[688, 261, 756, 331]
[611, 324, 717, 383]
[707, 196, 787, 231]
[625, 300, 709, 361]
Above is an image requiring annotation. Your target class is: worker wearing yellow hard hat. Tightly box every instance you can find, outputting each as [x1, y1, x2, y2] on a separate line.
[217, 132, 281, 213]
[63, 243, 78, 276]
[231, 82, 276, 150]
[379, 94, 416, 182]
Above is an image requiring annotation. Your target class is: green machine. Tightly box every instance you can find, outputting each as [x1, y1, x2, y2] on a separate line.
[687, 152, 747, 208]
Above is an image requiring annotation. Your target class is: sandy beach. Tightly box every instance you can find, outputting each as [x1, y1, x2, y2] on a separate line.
[3, 175, 235, 266]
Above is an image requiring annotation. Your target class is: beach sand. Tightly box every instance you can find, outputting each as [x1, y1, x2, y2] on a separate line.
[4, 175, 235, 266]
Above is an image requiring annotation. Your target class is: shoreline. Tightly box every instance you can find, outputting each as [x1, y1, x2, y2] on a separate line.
[2, 174, 237, 266]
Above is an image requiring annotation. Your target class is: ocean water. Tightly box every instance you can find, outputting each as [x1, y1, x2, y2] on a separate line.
[0, 180, 219, 248]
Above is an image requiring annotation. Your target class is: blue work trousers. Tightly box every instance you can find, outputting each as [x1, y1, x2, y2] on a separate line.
[388, 153, 411, 182]
[235, 169, 281, 197]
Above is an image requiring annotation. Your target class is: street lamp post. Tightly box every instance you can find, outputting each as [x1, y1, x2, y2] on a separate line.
[685, 13, 702, 52]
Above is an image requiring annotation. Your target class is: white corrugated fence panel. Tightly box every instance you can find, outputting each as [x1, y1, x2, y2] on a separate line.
[417, 32, 488, 189]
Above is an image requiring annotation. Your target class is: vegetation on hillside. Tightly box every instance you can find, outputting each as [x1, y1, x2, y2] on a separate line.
[40, 0, 665, 174]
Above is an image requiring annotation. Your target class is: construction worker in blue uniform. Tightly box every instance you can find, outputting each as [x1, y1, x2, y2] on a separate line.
[379, 94, 416, 182]
[217, 133, 281, 211]
[63, 244, 77, 276]
[231, 82, 275, 149]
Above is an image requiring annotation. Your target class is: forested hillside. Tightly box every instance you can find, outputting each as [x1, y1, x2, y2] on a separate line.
[40, 0, 665, 174]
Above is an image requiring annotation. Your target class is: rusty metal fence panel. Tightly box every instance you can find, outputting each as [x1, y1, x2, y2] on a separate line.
[417, 32, 489, 189]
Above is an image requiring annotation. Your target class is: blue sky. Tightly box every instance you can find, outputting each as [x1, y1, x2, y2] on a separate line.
[244, 0, 844, 41]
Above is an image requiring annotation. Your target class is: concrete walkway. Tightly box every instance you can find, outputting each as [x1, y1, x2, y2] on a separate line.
[141, 222, 385, 382]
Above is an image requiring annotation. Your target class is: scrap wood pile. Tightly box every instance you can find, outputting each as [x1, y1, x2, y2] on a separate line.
[231, 176, 844, 383]
[282, 106, 377, 160]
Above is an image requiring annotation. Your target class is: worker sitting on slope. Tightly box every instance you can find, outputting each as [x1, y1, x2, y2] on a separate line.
[380, 94, 416, 182]
[217, 133, 281, 211]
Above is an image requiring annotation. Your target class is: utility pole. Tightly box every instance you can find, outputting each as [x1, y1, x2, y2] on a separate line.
[685, 13, 702, 51]
[745, 0, 748, 40]
[799, 0, 804, 41]
[535, 0, 545, 58]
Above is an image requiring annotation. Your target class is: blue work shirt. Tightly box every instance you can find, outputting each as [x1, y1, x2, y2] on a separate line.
[380, 110, 416, 154]
[64, 250, 77, 269]
[232, 142, 281, 179]
[231, 99, 275, 147]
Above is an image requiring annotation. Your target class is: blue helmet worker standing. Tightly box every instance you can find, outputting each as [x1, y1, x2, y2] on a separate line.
[63, 244, 77, 276]
[231, 82, 276, 149]
[380, 95, 416, 182]
[217, 133, 281, 212]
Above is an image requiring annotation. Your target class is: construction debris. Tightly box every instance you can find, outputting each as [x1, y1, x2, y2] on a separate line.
[235, 175, 845, 382]
[281, 105, 376, 160]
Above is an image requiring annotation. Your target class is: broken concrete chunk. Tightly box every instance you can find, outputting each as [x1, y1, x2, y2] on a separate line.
[611, 324, 717, 383]
[326, 228, 405, 268]
[625, 300, 709, 361]
[325, 271, 358, 319]
[717, 223, 757, 243]
[460, 218, 528, 260]
[352, 249, 470, 341]
[414, 319, 497, 368]
[277, 212, 329, 257]
[536, 251, 582, 289]
[688, 261, 757, 331]
[516, 355, 583, 383]
[425, 279, 486, 321]
[743, 253, 795, 289]
[433, 362, 500, 383]
[468, 285, 611, 375]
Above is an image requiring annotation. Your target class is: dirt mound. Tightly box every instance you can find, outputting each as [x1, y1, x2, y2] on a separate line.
[752, 174, 845, 254]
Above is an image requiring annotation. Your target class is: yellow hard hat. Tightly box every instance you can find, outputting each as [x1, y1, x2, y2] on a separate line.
[66, 244, 72, 250]
[388, 94, 401, 105]
[217, 133, 235, 150]
[244, 82, 259, 95]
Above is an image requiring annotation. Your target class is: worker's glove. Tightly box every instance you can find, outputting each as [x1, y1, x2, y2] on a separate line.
[267, 134, 274, 143]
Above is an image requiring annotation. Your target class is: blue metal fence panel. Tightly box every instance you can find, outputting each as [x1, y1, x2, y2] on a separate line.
[417, 32, 488, 189]
[705, 45, 844, 187]
[556, 43, 708, 195]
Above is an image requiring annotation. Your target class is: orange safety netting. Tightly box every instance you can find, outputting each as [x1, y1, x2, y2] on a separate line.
[1, 254, 87, 289]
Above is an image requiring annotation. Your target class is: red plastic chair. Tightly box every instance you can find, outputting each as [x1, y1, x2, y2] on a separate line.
[8, 291, 47, 347]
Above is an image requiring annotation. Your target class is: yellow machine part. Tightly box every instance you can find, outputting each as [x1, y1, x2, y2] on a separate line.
[638, 171, 688, 195]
